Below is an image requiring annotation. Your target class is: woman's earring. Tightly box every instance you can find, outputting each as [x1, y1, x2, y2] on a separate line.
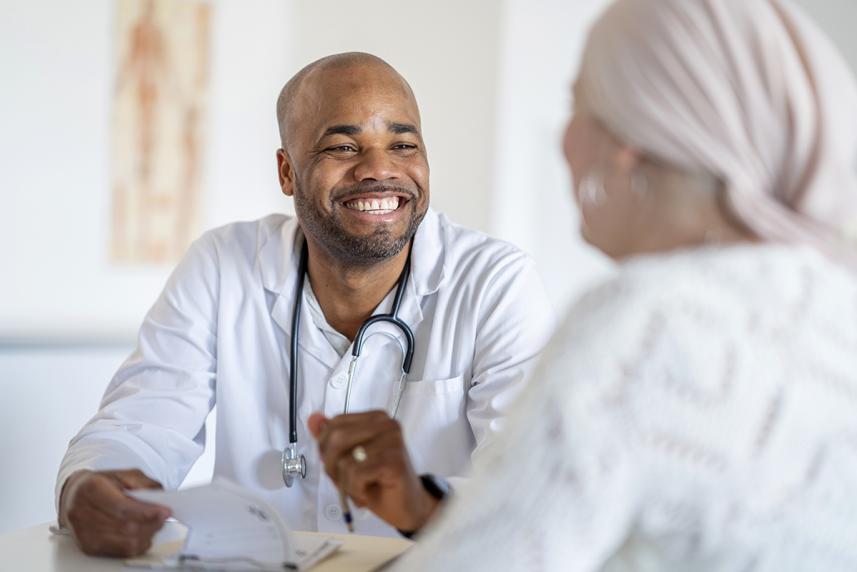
[579, 173, 606, 207]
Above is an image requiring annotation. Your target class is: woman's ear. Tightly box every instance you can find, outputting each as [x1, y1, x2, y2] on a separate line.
[276, 148, 296, 197]
[612, 143, 642, 178]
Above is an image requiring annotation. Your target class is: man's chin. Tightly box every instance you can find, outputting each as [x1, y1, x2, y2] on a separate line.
[319, 206, 425, 264]
[335, 213, 415, 245]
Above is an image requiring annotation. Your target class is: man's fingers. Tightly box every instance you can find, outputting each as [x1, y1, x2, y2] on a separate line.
[315, 411, 393, 450]
[318, 416, 402, 473]
[113, 468, 163, 491]
[71, 498, 162, 558]
[77, 530, 155, 558]
[318, 411, 393, 436]
[79, 474, 170, 522]
[336, 434, 403, 502]
[307, 412, 328, 439]
[81, 506, 164, 541]
[319, 419, 401, 477]
[342, 453, 399, 508]
[63, 469, 170, 558]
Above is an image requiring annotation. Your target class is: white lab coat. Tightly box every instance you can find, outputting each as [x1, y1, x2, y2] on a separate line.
[56, 209, 554, 536]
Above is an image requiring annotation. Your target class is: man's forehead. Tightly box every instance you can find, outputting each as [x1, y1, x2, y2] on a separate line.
[311, 69, 415, 107]
[315, 98, 419, 129]
[299, 77, 420, 137]
[278, 55, 422, 149]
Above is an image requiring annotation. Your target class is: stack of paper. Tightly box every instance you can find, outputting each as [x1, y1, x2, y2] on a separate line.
[128, 478, 341, 571]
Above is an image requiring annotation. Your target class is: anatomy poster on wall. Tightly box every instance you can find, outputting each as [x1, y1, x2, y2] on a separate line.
[110, 0, 211, 264]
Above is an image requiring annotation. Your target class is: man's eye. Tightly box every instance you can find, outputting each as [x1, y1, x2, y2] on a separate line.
[392, 144, 417, 151]
[327, 145, 357, 153]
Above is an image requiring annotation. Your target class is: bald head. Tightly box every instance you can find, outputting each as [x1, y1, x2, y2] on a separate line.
[276, 52, 419, 151]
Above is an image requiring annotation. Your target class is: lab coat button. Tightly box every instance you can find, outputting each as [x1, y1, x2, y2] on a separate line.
[324, 504, 342, 521]
[329, 374, 347, 390]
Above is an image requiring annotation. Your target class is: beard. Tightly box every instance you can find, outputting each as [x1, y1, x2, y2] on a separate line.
[293, 179, 426, 267]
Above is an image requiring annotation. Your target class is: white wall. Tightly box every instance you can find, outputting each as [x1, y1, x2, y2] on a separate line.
[0, 345, 217, 534]
[492, 0, 613, 313]
[0, 348, 129, 534]
[0, 0, 292, 341]
[792, 0, 857, 74]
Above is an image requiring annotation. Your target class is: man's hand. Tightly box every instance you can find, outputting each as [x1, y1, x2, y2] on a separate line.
[58, 469, 172, 557]
[309, 411, 439, 533]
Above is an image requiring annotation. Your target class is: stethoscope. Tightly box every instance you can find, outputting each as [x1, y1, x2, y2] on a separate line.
[282, 240, 416, 487]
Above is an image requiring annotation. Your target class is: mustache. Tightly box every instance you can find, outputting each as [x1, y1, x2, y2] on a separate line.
[332, 182, 418, 202]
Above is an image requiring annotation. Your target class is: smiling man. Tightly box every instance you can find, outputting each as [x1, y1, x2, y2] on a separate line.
[56, 52, 554, 557]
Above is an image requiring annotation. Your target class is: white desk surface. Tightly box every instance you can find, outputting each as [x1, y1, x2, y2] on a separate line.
[0, 522, 412, 572]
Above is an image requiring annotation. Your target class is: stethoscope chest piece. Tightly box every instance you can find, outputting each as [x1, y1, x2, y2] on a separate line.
[282, 443, 306, 488]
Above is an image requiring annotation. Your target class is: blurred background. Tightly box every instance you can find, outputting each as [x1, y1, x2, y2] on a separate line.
[1, 0, 855, 533]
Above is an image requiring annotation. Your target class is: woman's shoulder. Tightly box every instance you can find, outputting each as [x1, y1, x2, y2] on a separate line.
[564, 246, 749, 323]
[582, 243, 838, 308]
[555, 243, 851, 351]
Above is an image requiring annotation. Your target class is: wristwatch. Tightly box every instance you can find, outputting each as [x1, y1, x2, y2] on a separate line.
[418, 473, 450, 501]
[397, 474, 452, 539]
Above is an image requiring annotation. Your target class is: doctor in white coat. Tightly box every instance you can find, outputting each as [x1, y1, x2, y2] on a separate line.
[56, 52, 554, 557]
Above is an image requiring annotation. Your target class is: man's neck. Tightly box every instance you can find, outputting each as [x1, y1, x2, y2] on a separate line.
[305, 239, 410, 341]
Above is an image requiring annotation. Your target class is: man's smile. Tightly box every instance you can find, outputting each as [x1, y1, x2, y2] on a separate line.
[337, 191, 413, 223]
[344, 195, 401, 214]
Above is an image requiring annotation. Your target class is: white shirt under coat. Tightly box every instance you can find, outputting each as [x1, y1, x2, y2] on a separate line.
[56, 209, 554, 536]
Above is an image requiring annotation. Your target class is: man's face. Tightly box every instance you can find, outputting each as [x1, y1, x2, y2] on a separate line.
[278, 65, 430, 266]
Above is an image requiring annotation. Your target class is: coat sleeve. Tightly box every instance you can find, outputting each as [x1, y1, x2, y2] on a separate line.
[55, 233, 220, 510]
[449, 252, 555, 489]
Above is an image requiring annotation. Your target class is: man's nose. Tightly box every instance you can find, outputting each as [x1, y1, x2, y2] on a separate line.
[353, 147, 400, 182]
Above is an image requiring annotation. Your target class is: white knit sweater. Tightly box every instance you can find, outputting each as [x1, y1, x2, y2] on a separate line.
[395, 244, 857, 571]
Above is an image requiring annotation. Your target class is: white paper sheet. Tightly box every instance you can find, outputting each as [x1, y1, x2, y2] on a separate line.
[128, 478, 340, 570]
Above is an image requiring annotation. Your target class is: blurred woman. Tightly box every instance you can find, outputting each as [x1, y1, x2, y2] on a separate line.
[394, 0, 857, 569]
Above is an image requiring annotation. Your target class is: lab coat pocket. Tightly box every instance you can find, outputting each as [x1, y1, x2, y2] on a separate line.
[397, 374, 470, 472]
[402, 374, 466, 395]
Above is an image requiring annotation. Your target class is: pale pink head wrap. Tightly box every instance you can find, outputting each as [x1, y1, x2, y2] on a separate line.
[579, 0, 857, 267]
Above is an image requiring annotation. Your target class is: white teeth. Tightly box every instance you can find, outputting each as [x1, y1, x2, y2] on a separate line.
[345, 196, 401, 213]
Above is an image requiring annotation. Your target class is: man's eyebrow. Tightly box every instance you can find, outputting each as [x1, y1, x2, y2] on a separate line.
[322, 124, 361, 137]
[389, 122, 418, 135]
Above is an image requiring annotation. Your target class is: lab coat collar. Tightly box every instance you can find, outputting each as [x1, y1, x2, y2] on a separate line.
[257, 215, 302, 296]
[257, 208, 447, 298]
[409, 208, 447, 297]
[256, 209, 446, 372]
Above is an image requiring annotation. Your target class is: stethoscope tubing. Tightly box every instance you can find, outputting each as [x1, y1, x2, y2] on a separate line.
[288, 239, 414, 448]
[288, 243, 309, 446]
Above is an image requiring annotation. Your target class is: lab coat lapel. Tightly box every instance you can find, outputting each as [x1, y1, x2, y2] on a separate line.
[342, 210, 447, 412]
[361, 209, 447, 379]
[399, 208, 447, 337]
[258, 217, 339, 368]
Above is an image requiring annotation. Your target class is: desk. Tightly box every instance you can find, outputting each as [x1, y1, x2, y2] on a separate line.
[0, 523, 412, 571]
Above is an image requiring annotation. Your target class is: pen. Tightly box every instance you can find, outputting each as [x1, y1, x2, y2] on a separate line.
[338, 487, 354, 533]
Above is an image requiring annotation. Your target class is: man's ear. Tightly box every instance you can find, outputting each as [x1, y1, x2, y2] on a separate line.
[276, 148, 296, 197]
